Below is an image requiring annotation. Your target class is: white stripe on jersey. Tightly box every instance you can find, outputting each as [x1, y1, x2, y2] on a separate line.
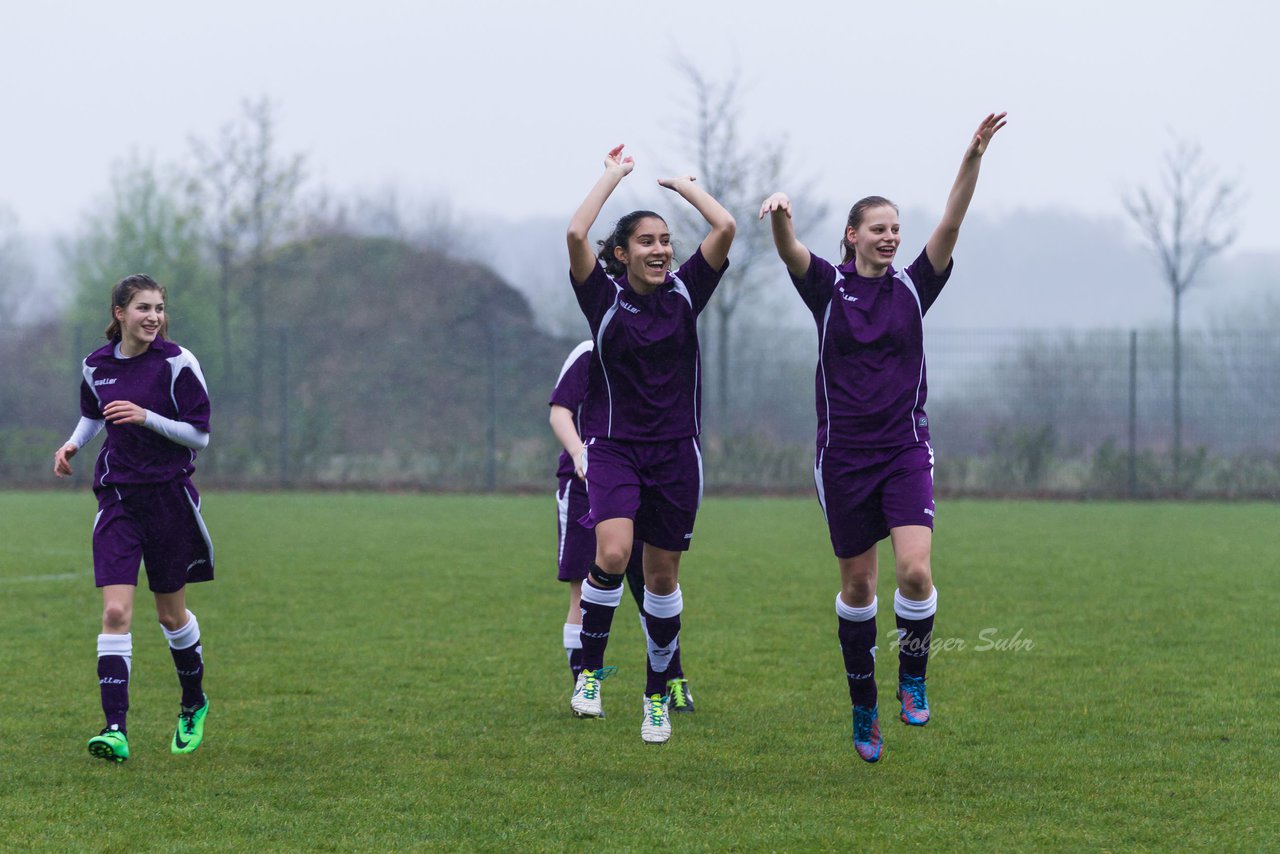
[595, 278, 624, 437]
[670, 273, 699, 434]
[813, 447, 829, 524]
[670, 276, 693, 310]
[166, 346, 210, 412]
[182, 482, 215, 568]
[83, 361, 102, 407]
[894, 269, 927, 443]
[818, 297, 834, 449]
[555, 482, 571, 566]
[692, 437, 704, 510]
[554, 340, 594, 386]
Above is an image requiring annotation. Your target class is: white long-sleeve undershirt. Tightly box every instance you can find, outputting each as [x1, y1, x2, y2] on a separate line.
[142, 410, 210, 450]
[64, 412, 209, 451]
[66, 417, 105, 449]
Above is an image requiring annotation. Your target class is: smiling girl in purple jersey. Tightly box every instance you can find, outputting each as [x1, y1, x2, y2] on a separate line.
[760, 113, 1007, 763]
[53, 274, 215, 763]
[566, 144, 734, 743]
[549, 341, 695, 713]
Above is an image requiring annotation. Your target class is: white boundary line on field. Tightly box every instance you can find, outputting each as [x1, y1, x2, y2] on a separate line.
[0, 572, 84, 584]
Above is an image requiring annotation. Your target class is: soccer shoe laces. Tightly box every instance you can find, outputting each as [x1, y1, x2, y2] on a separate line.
[853, 706, 877, 740]
[645, 693, 668, 726]
[668, 679, 688, 707]
[899, 676, 928, 710]
[581, 666, 617, 699]
[178, 699, 205, 734]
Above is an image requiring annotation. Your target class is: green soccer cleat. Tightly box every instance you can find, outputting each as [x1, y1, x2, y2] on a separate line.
[171, 694, 209, 755]
[88, 725, 129, 763]
[666, 677, 695, 713]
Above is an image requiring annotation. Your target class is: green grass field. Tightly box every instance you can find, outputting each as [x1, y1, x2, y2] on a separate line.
[1, 491, 1276, 851]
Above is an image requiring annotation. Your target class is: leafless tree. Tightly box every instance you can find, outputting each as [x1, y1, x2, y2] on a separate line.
[668, 59, 827, 436]
[190, 98, 305, 424]
[0, 206, 31, 327]
[1123, 136, 1240, 482]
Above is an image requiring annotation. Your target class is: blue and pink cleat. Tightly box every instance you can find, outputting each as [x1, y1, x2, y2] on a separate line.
[852, 705, 883, 763]
[897, 675, 930, 726]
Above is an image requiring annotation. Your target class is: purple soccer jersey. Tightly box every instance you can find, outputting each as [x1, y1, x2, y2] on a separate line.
[791, 248, 952, 449]
[549, 340, 594, 481]
[79, 338, 211, 487]
[572, 248, 728, 442]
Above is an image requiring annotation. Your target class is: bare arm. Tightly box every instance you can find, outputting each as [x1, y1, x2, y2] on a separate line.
[567, 145, 633, 284]
[759, 192, 812, 278]
[659, 176, 736, 270]
[926, 112, 1007, 272]
[549, 404, 586, 479]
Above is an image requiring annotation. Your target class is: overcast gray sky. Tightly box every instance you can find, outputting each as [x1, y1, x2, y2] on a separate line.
[2, 0, 1276, 252]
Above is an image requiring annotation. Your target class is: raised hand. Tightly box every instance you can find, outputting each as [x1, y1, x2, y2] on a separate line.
[967, 112, 1008, 158]
[604, 144, 635, 176]
[657, 175, 697, 192]
[759, 192, 792, 220]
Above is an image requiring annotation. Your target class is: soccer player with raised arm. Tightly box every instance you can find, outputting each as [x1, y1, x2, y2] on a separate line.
[566, 145, 734, 742]
[760, 114, 1006, 762]
[549, 341, 695, 714]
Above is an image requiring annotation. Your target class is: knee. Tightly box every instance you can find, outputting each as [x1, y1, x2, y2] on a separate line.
[597, 543, 632, 575]
[644, 566, 678, 596]
[157, 611, 187, 633]
[843, 574, 876, 603]
[897, 557, 933, 598]
[101, 603, 132, 633]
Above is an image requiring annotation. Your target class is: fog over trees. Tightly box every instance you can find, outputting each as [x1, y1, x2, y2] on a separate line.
[2, 87, 1276, 496]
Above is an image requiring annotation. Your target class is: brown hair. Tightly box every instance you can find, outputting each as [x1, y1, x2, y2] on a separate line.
[104, 274, 168, 342]
[839, 195, 899, 265]
[596, 210, 668, 277]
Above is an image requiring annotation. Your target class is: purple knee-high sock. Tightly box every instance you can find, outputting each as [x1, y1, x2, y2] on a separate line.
[642, 586, 683, 696]
[564, 622, 584, 683]
[835, 594, 878, 708]
[894, 588, 938, 681]
[97, 633, 132, 732]
[579, 566, 625, 671]
[163, 611, 205, 708]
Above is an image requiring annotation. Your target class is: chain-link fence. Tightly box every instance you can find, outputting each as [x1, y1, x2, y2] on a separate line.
[6, 322, 1278, 497]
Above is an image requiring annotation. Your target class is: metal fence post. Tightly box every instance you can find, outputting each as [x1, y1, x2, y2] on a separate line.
[278, 326, 289, 488]
[1128, 329, 1138, 497]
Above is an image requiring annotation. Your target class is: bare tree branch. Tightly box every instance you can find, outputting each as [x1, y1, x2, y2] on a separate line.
[1123, 133, 1241, 484]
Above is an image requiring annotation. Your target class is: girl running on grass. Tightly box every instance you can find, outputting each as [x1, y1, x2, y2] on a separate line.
[759, 113, 1007, 762]
[566, 145, 733, 743]
[549, 340, 695, 713]
[53, 274, 215, 762]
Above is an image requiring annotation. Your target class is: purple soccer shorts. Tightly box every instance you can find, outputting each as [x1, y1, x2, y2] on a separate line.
[92, 479, 214, 593]
[815, 441, 935, 559]
[580, 437, 703, 552]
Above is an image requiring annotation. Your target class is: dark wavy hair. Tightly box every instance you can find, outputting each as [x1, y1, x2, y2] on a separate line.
[596, 210, 668, 277]
[838, 195, 899, 265]
[104, 274, 169, 341]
